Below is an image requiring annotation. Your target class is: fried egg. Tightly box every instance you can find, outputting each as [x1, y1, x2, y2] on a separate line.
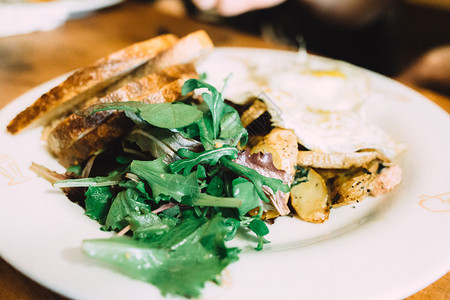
[199, 50, 406, 159]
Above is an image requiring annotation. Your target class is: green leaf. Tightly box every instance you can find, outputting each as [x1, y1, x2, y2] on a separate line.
[139, 102, 202, 129]
[196, 164, 207, 179]
[248, 218, 269, 236]
[196, 113, 215, 150]
[104, 189, 152, 231]
[169, 146, 238, 175]
[84, 186, 113, 223]
[125, 127, 202, 163]
[82, 213, 239, 298]
[232, 178, 260, 215]
[206, 175, 224, 197]
[223, 218, 240, 241]
[220, 157, 290, 204]
[182, 79, 227, 139]
[84, 101, 202, 129]
[126, 211, 178, 240]
[67, 165, 82, 176]
[161, 205, 181, 218]
[130, 158, 200, 202]
[219, 108, 248, 147]
[292, 166, 310, 186]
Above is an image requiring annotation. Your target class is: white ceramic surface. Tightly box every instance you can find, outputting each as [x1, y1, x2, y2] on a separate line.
[0, 48, 449, 300]
[0, 0, 124, 37]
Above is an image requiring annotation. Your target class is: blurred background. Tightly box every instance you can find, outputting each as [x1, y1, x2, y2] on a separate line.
[1, 0, 449, 97]
[152, 0, 450, 97]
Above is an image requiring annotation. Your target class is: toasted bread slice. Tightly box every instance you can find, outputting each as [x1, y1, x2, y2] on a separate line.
[44, 31, 213, 167]
[48, 63, 198, 167]
[70, 30, 213, 113]
[102, 30, 213, 97]
[47, 63, 197, 156]
[55, 112, 133, 168]
[145, 29, 213, 72]
[7, 34, 179, 134]
[7, 30, 213, 135]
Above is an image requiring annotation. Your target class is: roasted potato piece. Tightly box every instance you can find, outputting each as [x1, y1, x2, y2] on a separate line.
[290, 168, 330, 223]
[327, 160, 379, 207]
[249, 127, 298, 217]
[330, 171, 375, 207]
[251, 127, 298, 176]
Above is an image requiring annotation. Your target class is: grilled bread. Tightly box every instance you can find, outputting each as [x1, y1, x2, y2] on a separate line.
[47, 63, 198, 167]
[7, 30, 214, 167]
[7, 34, 179, 134]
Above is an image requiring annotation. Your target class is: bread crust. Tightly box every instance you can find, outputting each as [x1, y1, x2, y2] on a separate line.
[8, 30, 214, 167]
[7, 34, 179, 134]
[48, 63, 198, 167]
[47, 63, 197, 158]
[56, 112, 133, 167]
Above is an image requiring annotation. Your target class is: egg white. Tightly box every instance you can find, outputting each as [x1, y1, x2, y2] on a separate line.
[200, 51, 406, 159]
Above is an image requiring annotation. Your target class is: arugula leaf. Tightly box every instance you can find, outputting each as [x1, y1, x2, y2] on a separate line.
[84, 101, 203, 129]
[130, 158, 199, 202]
[126, 211, 178, 240]
[169, 146, 238, 175]
[220, 157, 290, 204]
[119, 180, 149, 197]
[125, 127, 202, 163]
[219, 106, 248, 147]
[248, 218, 269, 236]
[292, 166, 310, 186]
[223, 218, 240, 241]
[104, 188, 152, 231]
[196, 113, 215, 150]
[82, 213, 239, 298]
[182, 79, 248, 150]
[161, 205, 180, 218]
[140, 102, 202, 129]
[84, 186, 113, 223]
[206, 175, 224, 197]
[182, 79, 227, 138]
[196, 164, 207, 179]
[67, 165, 82, 176]
[232, 178, 260, 215]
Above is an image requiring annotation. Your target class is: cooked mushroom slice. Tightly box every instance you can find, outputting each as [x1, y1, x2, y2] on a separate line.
[297, 150, 389, 169]
[290, 168, 329, 223]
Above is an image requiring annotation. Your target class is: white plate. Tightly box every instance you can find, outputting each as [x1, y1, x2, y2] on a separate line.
[0, 0, 124, 37]
[0, 48, 449, 300]
[62, 0, 124, 18]
[0, 0, 124, 17]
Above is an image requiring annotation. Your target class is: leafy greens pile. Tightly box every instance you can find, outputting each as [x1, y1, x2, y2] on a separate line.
[55, 78, 290, 298]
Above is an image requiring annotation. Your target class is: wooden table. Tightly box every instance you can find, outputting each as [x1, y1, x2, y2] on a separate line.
[0, 1, 448, 299]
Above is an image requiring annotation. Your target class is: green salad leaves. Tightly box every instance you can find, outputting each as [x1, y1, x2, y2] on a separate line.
[83, 212, 239, 298]
[57, 78, 290, 298]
